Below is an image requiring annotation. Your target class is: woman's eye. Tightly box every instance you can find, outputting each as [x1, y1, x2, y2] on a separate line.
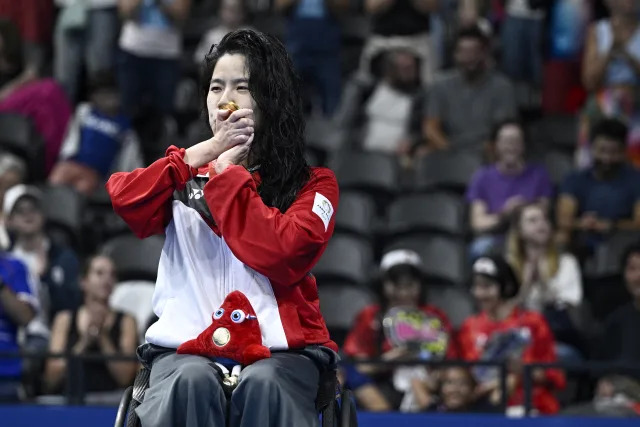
[237, 86, 249, 91]
[210, 86, 222, 92]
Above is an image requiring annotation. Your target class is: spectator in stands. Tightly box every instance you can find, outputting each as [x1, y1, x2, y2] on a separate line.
[596, 243, 640, 365]
[506, 202, 585, 361]
[117, 0, 191, 117]
[358, 0, 438, 85]
[458, 254, 565, 414]
[423, 26, 517, 157]
[54, 0, 120, 103]
[49, 71, 143, 196]
[557, 118, 640, 253]
[44, 254, 138, 394]
[578, 0, 640, 168]
[564, 374, 640, 417]
[415, 366, 498, 413]
[0, 0, 53, 93]
[276, 0, 347, 117]
[343, 249, 458, 412]
[0, 253, 37, 402]
[194, 0, 251, 63]
[0, 19, 72, 176]
[467, 120, 553, 259]
[337, 49, 425, 163]
[0, 153, 25, 250]
[4, 185, 81, 332]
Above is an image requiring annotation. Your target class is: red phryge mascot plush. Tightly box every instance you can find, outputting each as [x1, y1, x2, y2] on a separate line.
[177, 291, 271, 366]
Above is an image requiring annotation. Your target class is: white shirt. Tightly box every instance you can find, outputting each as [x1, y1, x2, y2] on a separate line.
[362, 82, 413, 153]
[506, 0, 544, 19]
[522, 253, 583, 311]
[55, 0, 118, 9]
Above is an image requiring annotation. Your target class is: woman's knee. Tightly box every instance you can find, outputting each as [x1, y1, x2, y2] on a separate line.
[173, 357, 223, 395]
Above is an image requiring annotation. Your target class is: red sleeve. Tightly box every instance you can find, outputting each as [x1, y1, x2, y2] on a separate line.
[524, 313, 566, 390]
[203, 166, 339, 287]
[106, 146, 196, 239]
[457, 318, 481, 361]
[343, 307, 377, 358]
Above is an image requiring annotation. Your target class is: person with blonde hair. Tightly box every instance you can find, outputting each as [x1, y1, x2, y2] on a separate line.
[506, 202, 585, 360]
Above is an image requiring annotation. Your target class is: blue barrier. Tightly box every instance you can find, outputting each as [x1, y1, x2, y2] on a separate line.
[0, 406, 639, 427]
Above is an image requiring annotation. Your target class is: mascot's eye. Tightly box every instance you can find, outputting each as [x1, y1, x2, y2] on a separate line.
[213, 308, 225, 319]
[231, 310, 246, 323]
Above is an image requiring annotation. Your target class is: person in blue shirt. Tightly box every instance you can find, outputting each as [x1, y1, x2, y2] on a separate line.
[557, 118, 640, 252]
[0, 254, 37, 402]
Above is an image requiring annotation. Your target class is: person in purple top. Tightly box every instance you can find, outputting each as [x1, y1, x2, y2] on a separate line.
[466, 119, 553, 260]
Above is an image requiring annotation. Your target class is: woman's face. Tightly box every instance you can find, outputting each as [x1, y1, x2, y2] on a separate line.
[518, 205, 551, 247]
[441, 367, 475, 411]
[83, 256, 116, 302]
[495, 124, 524, 165]
[472, 275, 501, 313]
[383, 275, 421, 307]
[207, 53, 257, 134]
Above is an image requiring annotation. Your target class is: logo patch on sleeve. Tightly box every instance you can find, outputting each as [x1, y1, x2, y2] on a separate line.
[312, 192, 334, 232]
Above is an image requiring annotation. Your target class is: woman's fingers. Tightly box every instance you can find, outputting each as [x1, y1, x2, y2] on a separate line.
[227, 108, 254, 123]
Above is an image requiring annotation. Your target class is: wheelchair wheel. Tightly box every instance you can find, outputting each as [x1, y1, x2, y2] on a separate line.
[114, 386, 133, 427]
[340, 389, 358, 427]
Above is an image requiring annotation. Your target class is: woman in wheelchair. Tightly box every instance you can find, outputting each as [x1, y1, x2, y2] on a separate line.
[106, 29, 341, 427]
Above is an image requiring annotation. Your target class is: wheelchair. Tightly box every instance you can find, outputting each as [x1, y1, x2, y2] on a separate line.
[114, 366, 358, 427]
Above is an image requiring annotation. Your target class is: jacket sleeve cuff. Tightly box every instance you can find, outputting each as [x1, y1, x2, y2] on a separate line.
[165, 145, 198, 188]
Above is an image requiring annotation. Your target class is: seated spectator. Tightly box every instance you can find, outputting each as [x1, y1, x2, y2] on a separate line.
[4, 185, 81, 341]
[423, 26, 517, 157]
[557, 118, 640, 253]
[337, 49, 425, 162]
[458, 254, 565, 414]
[596, 243, 640, 365]
[117, 0, 191, 118]
[467, 119, 553, 259]
[564, 375, 640, 417]
[49, 72, 143, 196]
[578, 0, 640, 168]
[506, 202, 585, 360]
[0, 153, 26, 250]
[54, 0, 120, 103]
[194, 0, 251, 63]
[343, 249, 458, 412]
[415, 366, 499, 413]
[358, 0, 438, 85]
[0, 19, 73, 175]
[276, 0, 347, 117]
[44, 255, 138, 394]
[0, 253, 37, 402]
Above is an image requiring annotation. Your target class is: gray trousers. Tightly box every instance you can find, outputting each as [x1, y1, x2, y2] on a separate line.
[135, 344, 336, 427]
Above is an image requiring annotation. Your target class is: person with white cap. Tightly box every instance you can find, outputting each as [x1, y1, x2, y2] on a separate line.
[343, 248, 458, 411]
[4, 185, 81, 332]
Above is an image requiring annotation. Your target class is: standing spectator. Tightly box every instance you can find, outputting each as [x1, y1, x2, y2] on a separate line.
[0, 254, 37, 402]
[466, 120, 552, 259]
[276, 0, 347, 117]
[337, 49, 425, 160]
[0, 19, 72, 176]
[117, 0, 191, 117]
[44, 255, 138, 394]
[54, 0, 121, 103]
[49, 71, 143, 196]
[4, 185, 81, 331]
[578, 0, 640, 168]
[0, 153, 26, 250]
[556, 118, 640, 252]
[458, 254, 565, 414]
[343, 249, 458, 411]
[423, 26, 517, 157]
[193, 0, 251, 63]
[506, 202, 585, 360]
[358, 0, 438, 85]
[596, 243, 640, 365]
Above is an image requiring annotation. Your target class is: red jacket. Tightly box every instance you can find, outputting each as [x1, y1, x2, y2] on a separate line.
[107, 146, 339, 351]
[458, 307, 566, 414]
[343, 304, 459, 359]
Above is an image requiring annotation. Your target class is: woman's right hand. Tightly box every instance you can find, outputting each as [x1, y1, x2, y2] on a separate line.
[211, 108, 255, 156]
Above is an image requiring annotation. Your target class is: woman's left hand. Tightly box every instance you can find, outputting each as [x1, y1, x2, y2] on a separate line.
[214, 137, 253, 174]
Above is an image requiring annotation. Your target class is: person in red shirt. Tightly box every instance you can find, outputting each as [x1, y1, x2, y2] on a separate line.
[343, 249, 458, 411]
[458, 254, 566, 415]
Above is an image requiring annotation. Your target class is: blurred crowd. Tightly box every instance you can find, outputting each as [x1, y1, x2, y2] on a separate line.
[0, 0, 638, 418]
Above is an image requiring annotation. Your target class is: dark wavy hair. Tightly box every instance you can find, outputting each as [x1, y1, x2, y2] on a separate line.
[200, 29, 310, 213]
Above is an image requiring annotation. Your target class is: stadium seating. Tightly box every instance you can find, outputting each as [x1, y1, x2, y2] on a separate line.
[387, 193, 466, 238]
[101, 234, 165, 282]
[42, 185, 85, 249]
[318, 283, 374, 347]
[0, 113, 46, 181]
[414, 151, 482, 194]
[314, 234, 374, 286]
[334, 192, 377, 239]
